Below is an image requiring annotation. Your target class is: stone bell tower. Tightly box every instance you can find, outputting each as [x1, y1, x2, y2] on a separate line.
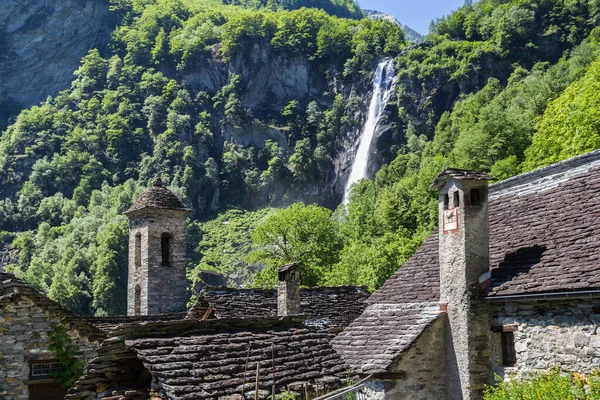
[124, 178, 191, 316]
[430, 169, 494, 400]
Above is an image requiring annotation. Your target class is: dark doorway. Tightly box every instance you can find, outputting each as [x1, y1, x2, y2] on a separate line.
[29, 383, 68, 400]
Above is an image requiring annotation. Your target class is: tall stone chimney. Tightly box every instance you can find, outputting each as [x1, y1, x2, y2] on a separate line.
[430, 169, 494, 400]
[277, 263, 302, 316]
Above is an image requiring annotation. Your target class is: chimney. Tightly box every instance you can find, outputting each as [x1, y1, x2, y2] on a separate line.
[430, 169, 494, 400]
[277, 263, 301, 316]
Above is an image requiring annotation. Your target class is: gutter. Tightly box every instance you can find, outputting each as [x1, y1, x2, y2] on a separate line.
[485, 290, 600, 303]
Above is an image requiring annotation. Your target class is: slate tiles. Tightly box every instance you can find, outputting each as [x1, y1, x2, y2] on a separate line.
[125, 184, 188, 214]
[191, 286, 370, 327]
[365, 234, 439, 305]
[70, 317, 350, 400]
[331, 302, 442, 374]
[334, 152, 600, 373]
[487, 164, 600, 296]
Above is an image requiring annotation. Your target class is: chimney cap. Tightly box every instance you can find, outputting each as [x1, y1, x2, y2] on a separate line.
[278, 262, 302, 273]
[430, 169, 495, 190]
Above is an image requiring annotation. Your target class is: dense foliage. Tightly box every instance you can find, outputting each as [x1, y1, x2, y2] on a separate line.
[240, 1, 600, 290]
[223, 0, 364, 19]
[48, 323, 86, 388]
[189, 207, 275, 287]
[3, 0, 600, 310]
[484, 370, 600, 400]
[0, 0, 403, 314]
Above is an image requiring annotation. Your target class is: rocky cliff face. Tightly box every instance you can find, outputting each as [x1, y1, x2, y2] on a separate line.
[0, 0, 112, 111]
[181, 42, 381, 206]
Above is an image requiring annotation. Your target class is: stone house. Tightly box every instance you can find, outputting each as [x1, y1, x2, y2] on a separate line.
[0, 272, 105, 400]
[333, 150, 600, 399]
[60, 179, 370, 399]
[1, 177, 369, 400]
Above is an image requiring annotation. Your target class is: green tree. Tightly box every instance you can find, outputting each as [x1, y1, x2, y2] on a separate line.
[250, 203, 342, 287]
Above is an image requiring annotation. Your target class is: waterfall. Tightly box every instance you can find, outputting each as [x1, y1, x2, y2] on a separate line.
[343, 58, 396, 204]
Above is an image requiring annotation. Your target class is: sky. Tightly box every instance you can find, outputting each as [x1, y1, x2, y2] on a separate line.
[358, 0, 465, 35]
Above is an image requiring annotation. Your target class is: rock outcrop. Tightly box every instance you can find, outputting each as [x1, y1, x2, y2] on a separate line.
[0, 0, 113, 110]
[364, 9, 424, 43]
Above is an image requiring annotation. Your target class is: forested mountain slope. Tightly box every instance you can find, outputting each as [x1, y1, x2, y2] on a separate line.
[1, 0, 600, 316]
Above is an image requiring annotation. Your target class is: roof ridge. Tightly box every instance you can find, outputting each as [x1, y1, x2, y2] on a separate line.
[490, 149, 600, 195]
[0, 271, 106, 341]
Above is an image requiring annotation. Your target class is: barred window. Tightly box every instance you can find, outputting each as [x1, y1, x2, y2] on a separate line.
[30, 361, 62, 379]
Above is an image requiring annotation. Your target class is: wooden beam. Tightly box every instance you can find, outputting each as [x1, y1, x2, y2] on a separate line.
[201, 306, 214, 321]
[372, 372, 406, 380]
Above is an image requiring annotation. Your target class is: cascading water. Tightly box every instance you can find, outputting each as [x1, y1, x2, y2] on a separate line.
[343, 58, 396, 204]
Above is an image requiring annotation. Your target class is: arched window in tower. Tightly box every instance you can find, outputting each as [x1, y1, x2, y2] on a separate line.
[134, 284, 141, 316]
[134, 233, 142, 269]
[161, 233, 171, 266]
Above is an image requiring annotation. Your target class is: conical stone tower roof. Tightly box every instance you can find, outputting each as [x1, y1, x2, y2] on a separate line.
[124, 177, 189, 215]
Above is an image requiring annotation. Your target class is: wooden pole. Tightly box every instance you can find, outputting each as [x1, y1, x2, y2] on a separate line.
[271, 344, 276, 400]
[255, 362, 260, 400]
[241, 345, 250, 399]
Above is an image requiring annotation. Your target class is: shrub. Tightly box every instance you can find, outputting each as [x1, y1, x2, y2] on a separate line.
[484, 369, 600, 400]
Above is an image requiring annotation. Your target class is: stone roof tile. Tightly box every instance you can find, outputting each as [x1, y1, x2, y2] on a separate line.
[68, 317, 351, 400]
[188, 286, 370, 328]
[331, 303, 442, 374]
[125, 178, 189, 215]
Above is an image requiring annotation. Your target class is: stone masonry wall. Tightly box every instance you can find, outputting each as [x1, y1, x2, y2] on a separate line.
[127, 209, 188, 315]
[389, 316, 448, 399]
[127, 218, 149, 316]
[0, 296, 100, 400]
[491, 299, 600, 377]
[361, 317, 448, 400]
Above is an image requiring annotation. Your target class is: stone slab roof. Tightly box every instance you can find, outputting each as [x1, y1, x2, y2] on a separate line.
[331, 303, 442, 374]
[69, 317, 350, 400]
[430, 168, 495, 189]
[188, 286, 370, 328]
[330, 235, 442, 374]
[125, 179, 189, 215]
[365, 234, 439, 305]
[375, 150, 600, 300]
[333, 149, 600, 373]
[86, 313, 188, 333]
[0, 272, 106, 342]
[487, 151, 600, 296]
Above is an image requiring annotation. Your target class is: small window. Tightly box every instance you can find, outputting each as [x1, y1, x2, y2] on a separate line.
[134, 284, 141, 316]
[291, 272, 296, 280]
[278, 271, 286, 282]
[161, 233, 170, 267]
[134, 233, 142, 269]
[443, 194, 449, 210]
[453, 191, 460, 208]
[30, 360, 62, 380]
[501, 332, 516, 366]
[471, 188, 482, 207]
